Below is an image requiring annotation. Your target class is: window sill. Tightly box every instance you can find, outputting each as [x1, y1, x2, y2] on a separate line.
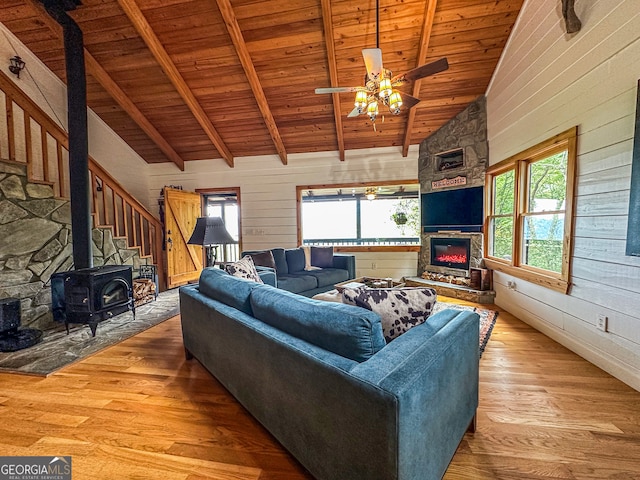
[484, 258, 570, 294]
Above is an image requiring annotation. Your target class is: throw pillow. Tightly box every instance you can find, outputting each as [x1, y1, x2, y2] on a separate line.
[248, 250, 277, 270]
[342, 287, 437, 342]
[285, 248, 306, 273]
[225, 256, 264, 283]
[311, 246, 334, 268]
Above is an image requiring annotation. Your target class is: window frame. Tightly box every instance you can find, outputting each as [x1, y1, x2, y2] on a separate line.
[296, 181, 421, 252]
[484, 127, 578, 293]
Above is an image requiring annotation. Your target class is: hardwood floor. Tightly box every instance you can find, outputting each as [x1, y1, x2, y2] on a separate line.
[0, 301, 639, 479]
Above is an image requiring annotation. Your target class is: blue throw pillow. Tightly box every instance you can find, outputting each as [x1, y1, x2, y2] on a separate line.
[285, 248, 306, 273]
[271, 248, 288, 274]
[311, 246, 334, 268]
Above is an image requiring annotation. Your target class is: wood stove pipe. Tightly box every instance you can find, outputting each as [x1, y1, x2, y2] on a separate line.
[40, 0, 92, 270]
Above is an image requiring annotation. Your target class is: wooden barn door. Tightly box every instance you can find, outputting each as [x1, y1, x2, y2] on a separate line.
[164, 188, 203, 288]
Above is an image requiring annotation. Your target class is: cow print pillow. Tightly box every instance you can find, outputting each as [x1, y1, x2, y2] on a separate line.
[225, 255, 264, 283]
[342, 287, 437, 342]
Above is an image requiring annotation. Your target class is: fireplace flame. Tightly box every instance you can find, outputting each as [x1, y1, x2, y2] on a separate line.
[434, 253, 468, 264]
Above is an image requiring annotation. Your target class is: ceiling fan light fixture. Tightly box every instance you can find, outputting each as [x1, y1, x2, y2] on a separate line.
[379, 77, 392, 99]
[365, 187, 377, 201]
[389, 91, 403, 114]
[367, 100, 379, 122]
[354, 89, 368, 112]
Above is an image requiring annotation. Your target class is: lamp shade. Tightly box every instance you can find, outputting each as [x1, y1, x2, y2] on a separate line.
[187, 217, 236, 246]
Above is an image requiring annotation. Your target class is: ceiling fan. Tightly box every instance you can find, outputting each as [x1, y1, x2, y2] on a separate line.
[315, 0, 449, 127]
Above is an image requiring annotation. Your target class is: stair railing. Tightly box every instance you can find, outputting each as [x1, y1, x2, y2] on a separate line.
[0, 70, 164, 288]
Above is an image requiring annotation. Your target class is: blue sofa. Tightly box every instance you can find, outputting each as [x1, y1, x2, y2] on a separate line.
[241, 247, 355, 297]
[179, 267, 480, 480]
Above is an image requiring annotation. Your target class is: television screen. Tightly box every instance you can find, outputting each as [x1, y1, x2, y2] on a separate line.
[421, 186, 484, 232]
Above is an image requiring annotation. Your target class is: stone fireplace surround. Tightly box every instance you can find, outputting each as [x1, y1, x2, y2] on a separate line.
[409, 96, 495, 303]
[417, 96, 488, 280]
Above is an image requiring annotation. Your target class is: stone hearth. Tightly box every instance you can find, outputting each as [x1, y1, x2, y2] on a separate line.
[404, 276, 495, 304]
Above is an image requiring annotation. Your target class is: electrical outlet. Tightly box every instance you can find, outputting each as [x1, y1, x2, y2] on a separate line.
[371, 262, 377, 270]
[596, 314, 608, 332]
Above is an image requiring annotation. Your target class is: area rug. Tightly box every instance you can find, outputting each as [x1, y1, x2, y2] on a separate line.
[432, 302, 498, 357]
[0, 288, 180, 376]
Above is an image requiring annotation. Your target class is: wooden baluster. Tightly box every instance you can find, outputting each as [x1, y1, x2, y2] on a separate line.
[41, 127, 49, 184]
[100, 177, 107, 225]
[6, 99, 15, 161]
[112, 191, 120, 236]
[24, 112, 34, 180]
[123, 201, 130, 246]
[90, 170, 98, 215]
[132, 210, 139, 249]
[56, 142, 65, 198]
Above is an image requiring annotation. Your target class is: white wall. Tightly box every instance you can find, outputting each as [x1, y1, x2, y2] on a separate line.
[0, 23, 151, 206]
[487, 0, 640, 390]
[147, 148, 420, 281]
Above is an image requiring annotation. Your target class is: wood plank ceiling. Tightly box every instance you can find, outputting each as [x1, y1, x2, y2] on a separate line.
[0, 0, 525, 169]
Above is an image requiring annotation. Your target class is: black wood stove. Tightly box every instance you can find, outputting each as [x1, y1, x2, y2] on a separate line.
[52, 265, 135, 336]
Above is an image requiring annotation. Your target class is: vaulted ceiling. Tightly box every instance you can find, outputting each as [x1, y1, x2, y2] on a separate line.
[0, 0, 524, 170]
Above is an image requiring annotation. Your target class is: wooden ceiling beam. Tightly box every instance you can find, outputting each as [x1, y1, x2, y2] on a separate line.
[215, 0, 287, 165]
[24, 0, 186, 171]
[402, 0, 439, 157]
[117, 0, 234, 167]
[320, 0, 345, 162]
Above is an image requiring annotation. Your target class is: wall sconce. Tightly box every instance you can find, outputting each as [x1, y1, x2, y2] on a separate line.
[9, 56, 25, 78]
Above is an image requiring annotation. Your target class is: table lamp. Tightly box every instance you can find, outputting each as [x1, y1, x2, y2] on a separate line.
[187, 216, 236, 267]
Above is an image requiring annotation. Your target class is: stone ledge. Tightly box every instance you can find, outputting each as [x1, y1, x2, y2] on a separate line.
[403, 276, 496, 304]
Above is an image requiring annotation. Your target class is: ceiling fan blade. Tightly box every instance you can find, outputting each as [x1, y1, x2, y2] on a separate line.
[399, 92, 421, 110]
[347, 107, 363, 118]
[315, 87, 362, 94]
[392, 57, 449, 85]
[362, 48, 383, 82]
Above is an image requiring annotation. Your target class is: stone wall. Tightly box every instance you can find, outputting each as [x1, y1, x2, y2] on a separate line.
[0, 160, 149, 331]
[417, 96, 488, 276]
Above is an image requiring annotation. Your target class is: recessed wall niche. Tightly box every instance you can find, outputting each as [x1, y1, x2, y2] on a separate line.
[435, 148, 464, 172]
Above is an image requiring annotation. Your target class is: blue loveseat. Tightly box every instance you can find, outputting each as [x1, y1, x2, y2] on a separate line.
[241, 247, 355, 297]
[179, 267, 480, 480]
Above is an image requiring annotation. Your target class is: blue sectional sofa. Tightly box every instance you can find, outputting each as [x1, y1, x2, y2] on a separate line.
[179, 267, 480, 480]
[241, 247, 355, 297]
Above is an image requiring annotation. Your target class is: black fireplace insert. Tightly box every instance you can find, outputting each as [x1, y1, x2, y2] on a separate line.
[430, 238, 471, 270]
[52, 265, 135, 336]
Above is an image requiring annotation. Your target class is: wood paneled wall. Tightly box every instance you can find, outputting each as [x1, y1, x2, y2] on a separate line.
[486, 0, 640, 390]
[147, 148, 419, 281]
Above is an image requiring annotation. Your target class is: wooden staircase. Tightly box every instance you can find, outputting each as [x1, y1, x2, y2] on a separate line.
[0, 70, 164, 288]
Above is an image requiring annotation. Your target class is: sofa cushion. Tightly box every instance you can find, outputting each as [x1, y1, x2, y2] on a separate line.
[250, 285, 386, 362]
[342, 287, 437, 342]
[247, 250, 277, 270]
[276, 273, 318, 294]
[304, 268, 350, 288]
[199, 267, 264, 315]
[271, 248, 288, 275]
[311, 246, 334, 268]
[225, 256, 264, 284]
[285, 248, 306, 273]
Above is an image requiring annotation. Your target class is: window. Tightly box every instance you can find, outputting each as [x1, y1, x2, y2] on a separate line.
[297, 182, 420, 250]
[485, 127, 577, 293]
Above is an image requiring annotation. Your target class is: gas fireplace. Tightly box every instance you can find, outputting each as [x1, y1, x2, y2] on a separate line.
[430, 238, 471, 271]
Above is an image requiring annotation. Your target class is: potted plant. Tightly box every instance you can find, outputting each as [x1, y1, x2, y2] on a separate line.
[392, 211, 408, 225]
